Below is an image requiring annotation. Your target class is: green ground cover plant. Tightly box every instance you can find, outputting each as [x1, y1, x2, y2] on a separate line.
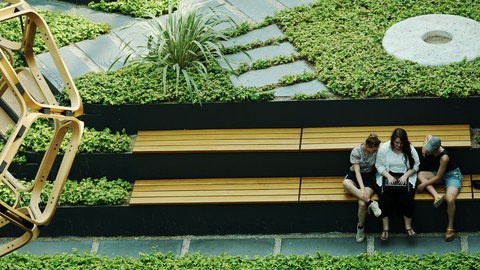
[16, 119, 131, 153]
[0, 177, 132, 206]
[88, 0, 179, 18]
[1, 252, 480, 269]
[0, 9, 109, 64]
[74, 61, 273, 104]
[274, 0, 480, 98]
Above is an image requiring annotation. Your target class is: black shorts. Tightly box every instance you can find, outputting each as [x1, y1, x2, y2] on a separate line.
[345, 171, 376, 190]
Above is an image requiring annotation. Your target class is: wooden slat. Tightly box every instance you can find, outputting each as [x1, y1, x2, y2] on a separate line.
[133, 128, 302, 153]
[129, 177, 301, 205]
[301, 124, 471, 151]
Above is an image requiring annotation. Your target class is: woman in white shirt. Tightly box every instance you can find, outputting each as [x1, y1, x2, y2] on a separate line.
[375, 128, 420, 241]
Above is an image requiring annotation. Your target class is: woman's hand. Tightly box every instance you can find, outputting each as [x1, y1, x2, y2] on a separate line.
[360, 187, 368, 201]
[398, 175, 408, 185]
[387, 175, 397, 184]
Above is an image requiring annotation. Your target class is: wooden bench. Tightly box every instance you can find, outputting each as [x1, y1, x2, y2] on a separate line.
[301, 124, 471, 151]
[129, 175, 475, 205]
[132, 128, 302, 153]
[132, 124, 471, 153]
[129, 177, 301, 205]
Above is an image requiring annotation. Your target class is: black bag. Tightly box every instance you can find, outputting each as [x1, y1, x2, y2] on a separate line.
[381, 171, 410, 193]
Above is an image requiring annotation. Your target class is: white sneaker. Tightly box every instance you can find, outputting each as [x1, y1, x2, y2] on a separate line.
[356, 226, 365, 243]
[368, 200, 382, 217]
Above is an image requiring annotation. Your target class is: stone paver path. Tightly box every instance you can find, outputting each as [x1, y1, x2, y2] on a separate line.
[30, 0, 328, 97]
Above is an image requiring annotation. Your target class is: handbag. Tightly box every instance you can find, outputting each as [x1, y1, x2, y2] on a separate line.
[381, 171, 410, 193]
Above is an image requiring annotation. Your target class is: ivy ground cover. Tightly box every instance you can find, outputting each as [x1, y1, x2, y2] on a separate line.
[274, 0, 480, 98]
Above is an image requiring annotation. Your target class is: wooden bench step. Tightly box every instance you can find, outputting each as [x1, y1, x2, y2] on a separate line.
[129, 177, 301, 205]
[133, 128, 302, 153]
[129, 175, 477, 205]
[132, 125, 471, 153]
[301, 124, 471, 151]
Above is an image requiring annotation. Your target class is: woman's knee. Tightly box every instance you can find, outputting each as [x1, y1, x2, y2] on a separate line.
[358, 200, 367, 208]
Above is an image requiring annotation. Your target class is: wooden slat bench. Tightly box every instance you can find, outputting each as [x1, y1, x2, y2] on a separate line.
[132, 124, 471, 153]
[414, 175, 472, 201]
[129, 177, 301, 205]
[130, 175, 475, 205]
[301, 124, 471, 151]
[132, 128, 302, 153]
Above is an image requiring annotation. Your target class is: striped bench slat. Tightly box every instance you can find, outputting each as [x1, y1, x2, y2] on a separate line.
[129, 195, 300, 205]
[133, 128, 302, 153]
[130, 177, 301, 205]
[301, 124, 471, 151]
[132, 125, 470, 153]
[130, 174, 476, 205]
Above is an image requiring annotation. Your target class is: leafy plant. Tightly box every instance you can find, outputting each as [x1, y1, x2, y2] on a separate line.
[88, 0, 179, 18]
[126, 0, 234, 103]
[0, 177, 132, 207]
[2, 119, 131, 154]
[293, 91, 329, 100]
[1, 252, 480, 269]
[0, 9, 109, 66]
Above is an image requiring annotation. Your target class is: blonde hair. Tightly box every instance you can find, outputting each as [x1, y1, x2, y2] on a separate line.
[365, 133, 381, 148]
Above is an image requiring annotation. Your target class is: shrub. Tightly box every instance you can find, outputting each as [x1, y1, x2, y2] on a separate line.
[88, 0, 179, 18]
[126, 0, 233, 103]
[2, 119, 131, 154]
[0, 177, 132, 207]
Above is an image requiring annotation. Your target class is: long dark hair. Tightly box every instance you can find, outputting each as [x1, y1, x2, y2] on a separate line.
[390, 128, 414, 169]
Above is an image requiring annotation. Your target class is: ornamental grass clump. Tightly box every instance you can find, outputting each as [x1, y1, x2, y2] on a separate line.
[130, 0, 233, 103]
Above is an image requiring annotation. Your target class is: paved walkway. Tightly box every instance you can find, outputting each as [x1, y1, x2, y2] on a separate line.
[30, 0, 327, 98]
[7, 232, 480, 257]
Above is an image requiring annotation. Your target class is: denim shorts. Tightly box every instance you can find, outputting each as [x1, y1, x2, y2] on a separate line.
[433, 168, 462, 189]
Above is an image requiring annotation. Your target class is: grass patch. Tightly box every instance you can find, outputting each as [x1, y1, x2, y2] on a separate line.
[274, 0, 480, 98]
[0, 252, 480, 269]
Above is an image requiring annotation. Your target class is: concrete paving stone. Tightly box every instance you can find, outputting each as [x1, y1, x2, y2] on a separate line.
[374, 236, 461, 255]
[71, 8, 136, 30]
[222, 25, 284, 48]
[273, 80, 328, 97]
[113, 18, 166, 56]
[189, 238, 274, 257]
[225, 0, 283, 23]
[467, 236, 480, 252]
[15, 240, 92, 255]
[36, 45, 100, 88]
[97, 239, 182, 258]
[230, 60, 313, 88]
[29, 0, 76, 13]
[277, 0, 318, 9]
[75, 34, 128, 71]
[219, 42, 296, 70]
[281, 238, 367, 256]
[198, 0, 245, 31]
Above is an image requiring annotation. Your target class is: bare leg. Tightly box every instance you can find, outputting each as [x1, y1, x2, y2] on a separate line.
[418, 171, 439, 197]
[343, 179, 370, 203]
[357, 188, 375, 227]
[445, 187, 459, 229]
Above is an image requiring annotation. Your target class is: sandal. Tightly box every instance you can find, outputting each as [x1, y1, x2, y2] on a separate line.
[380, 230, 389, 241]
[406, 228, 417, 237]
[445, 228, 455, 242]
